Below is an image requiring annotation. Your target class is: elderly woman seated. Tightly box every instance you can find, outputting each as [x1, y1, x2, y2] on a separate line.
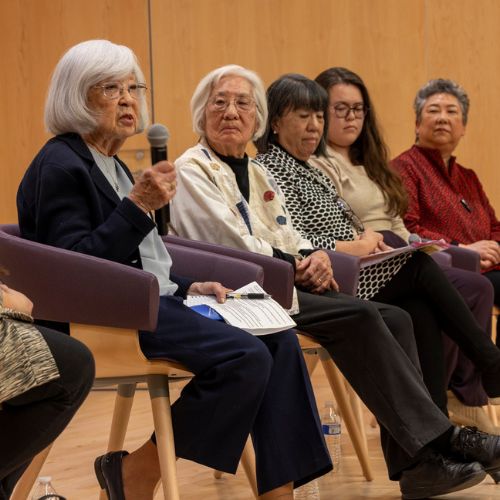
[170, 64, 500, 499]
[16, 40, 333, 500]
[392, 78, 500, 349]
[0, 281, 94, 500]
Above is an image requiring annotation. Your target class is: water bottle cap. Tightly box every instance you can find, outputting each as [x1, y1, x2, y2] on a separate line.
[38, 476, 52, 483]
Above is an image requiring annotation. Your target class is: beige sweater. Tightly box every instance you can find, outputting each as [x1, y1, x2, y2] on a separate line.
[310, 146, 410, 242]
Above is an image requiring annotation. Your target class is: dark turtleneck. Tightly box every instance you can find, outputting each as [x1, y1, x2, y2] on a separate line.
[216, 152, 250, 202]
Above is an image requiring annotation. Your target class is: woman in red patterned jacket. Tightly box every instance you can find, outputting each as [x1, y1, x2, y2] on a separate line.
[392, 79, 500, 348]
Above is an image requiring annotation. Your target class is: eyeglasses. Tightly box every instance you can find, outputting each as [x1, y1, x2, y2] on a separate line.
[208, 95, 255, 113]
[94, 82, 147, 100]
[330, 102, 368, 119]
[334, 196, 365, 233]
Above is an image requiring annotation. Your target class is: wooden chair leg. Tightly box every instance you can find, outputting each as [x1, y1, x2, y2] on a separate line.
[239, 438, 258, 498]
[106, 383, 137, 450]
[99, 383, 137, 500]
[346, 383, 369, 457]
[318, 349, 374, 481]
[11, 444, 53, 500]
[147, 374, 180, 500]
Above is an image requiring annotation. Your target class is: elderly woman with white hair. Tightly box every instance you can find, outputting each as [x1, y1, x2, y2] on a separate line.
[17, 41, 333, 500]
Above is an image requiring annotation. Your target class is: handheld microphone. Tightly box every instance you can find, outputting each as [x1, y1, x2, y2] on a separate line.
[147, 124, 170, 235]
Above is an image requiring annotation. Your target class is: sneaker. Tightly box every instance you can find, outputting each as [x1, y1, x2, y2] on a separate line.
[399, 452, 485, 499]
[449, 426, 500, 474]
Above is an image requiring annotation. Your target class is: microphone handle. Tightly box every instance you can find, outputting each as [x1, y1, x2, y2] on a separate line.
[151, 146, 169, 235]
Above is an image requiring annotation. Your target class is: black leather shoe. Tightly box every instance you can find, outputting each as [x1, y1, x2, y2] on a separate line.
[489, 469, 500, 483]
[399, 452, 485, 499]
[94, 450, 129, 500]
[450, 426, 500, 474]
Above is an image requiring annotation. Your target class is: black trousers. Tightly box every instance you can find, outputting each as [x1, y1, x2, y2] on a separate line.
[293, 289, 451, 479]
[139, 296, 332, 495]
[374, 252, 500, 398]
[441, 266, 493, 406]
[0, 327, 94, 500]
[484, 269, 500, 348]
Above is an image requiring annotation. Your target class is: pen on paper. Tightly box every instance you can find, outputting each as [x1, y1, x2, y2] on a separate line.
[226, 293, 272, 299]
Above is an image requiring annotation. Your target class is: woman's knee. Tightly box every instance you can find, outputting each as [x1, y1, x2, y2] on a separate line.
[38, 328, 95, 400]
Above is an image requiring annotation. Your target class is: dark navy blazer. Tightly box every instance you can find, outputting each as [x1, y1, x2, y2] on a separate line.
[17, 133, 192, 296]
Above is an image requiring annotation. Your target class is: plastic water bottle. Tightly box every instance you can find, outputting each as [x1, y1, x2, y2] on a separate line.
[293, 478, 320, 499]
[32, 476, 64, 499]
[321, 400, 341, 473]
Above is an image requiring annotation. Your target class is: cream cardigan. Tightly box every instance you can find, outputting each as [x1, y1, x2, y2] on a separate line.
[171, 142, 313, 256]
[310, 146, 410, 242]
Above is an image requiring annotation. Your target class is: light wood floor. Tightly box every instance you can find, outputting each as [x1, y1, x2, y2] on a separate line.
[31, 366, 500, 499]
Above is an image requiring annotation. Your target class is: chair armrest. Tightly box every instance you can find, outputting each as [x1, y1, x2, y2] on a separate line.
[0, 227, 159, 330]
[323, 250, 360, 296]
[431, 251, 452, 268]
[166, 242, 264, 290]
[444, 246, 480, 272]
[163, 235, 294, 308]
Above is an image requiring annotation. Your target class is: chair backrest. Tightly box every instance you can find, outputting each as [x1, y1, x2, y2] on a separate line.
[0, 224, 159, 330]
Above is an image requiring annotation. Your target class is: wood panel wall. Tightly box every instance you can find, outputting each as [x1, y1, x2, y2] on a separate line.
[1, 0, 499, 224]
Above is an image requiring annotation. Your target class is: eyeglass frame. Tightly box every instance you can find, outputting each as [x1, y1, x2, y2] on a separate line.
[333, 195, 365, 234]
[207, 94, 256, 113]
[330, 102, 369, 119]
[93, 81, 148, 100]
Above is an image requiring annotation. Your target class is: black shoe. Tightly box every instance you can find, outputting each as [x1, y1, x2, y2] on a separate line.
[490, 469, 500, 483]
[449, 426, 500, 474]
[399, 452, 485, 499]
[94, 450, 129, 500]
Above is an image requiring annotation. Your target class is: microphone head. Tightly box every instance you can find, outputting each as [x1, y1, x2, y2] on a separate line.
[147, 123, 170, 148]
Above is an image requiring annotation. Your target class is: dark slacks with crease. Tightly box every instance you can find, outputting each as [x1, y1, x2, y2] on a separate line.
[374, 252, 500, 412]
[0, 327, 95, 500]
[441, 266, 493, 406]
[484, 269, 500, 348]
[139, 296, 332, 495]
[293, 289, 452, 479]
[380, 231, 494, 406]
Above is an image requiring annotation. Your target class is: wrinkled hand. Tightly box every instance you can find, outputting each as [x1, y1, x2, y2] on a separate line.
[295, 250, 339, 294]
[376, 240, 393, 252]
[187, 281, 232, 303]
[129, 161, 177, 212]
[0, 284, 33, 315]
[462, 240, 500, 268]
[359, 229, 384, 254]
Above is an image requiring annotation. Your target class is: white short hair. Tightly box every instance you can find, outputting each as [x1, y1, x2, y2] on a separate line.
[191, 65, 268, 141]
[45, 39, 149, 136]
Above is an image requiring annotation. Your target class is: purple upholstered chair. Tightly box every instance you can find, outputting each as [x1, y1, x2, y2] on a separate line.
[163, 234, 374, 482]
[0, 224, 263, 500]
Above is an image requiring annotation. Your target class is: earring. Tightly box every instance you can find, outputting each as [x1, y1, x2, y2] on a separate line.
[273, 129, 278, 134]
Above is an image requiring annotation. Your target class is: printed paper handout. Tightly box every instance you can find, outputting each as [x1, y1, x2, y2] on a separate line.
[184, 282, 296, 335]
[359, 239, 449, 268]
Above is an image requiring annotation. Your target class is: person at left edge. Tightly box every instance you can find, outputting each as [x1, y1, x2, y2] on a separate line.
[16, 39, 331, 500]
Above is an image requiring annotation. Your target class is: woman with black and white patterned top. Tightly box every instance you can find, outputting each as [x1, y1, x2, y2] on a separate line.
[255, 73, 500, 434]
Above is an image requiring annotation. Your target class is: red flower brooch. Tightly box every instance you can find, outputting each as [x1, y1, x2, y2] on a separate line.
[263, 190, 275, 202]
